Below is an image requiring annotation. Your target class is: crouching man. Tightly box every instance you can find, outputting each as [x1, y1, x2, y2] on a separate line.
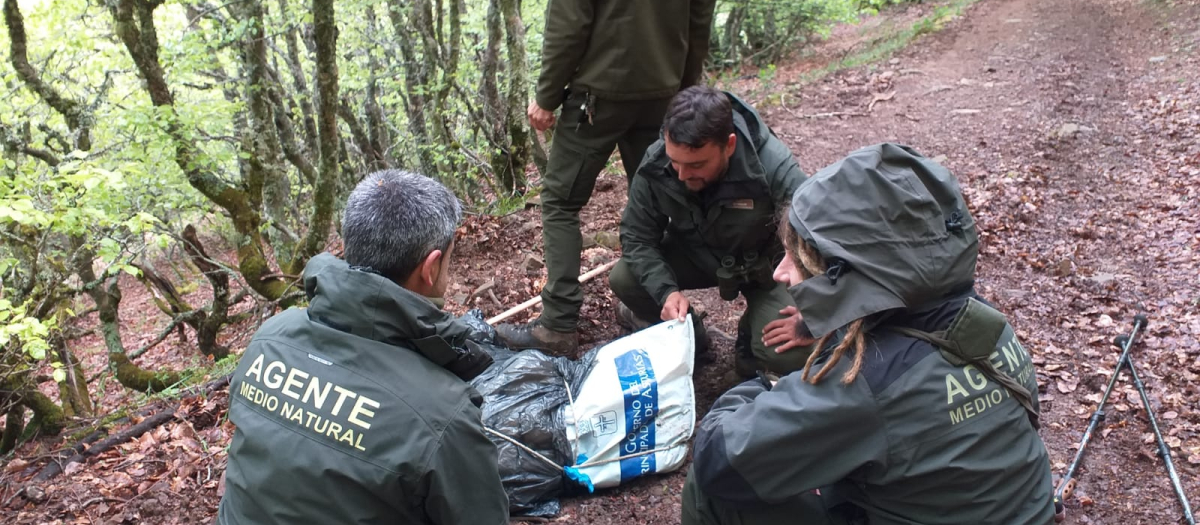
[218, 170, 508, 525]
[610, 86, 812, 376]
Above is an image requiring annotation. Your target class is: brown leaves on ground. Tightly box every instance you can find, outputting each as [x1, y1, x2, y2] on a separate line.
[2, 392, 230, 525]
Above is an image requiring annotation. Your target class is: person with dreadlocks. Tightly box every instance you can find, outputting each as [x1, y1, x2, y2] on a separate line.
[681, 143, 1057, 525]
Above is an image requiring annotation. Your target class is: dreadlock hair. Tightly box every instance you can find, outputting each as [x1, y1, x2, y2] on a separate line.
[779, 218, 868, 385]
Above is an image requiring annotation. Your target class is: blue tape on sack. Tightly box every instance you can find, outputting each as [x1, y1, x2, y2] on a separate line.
[564, 454, 594, 493]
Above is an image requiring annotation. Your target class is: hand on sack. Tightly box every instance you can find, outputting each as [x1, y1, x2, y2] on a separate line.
[660, 291, 690, 322]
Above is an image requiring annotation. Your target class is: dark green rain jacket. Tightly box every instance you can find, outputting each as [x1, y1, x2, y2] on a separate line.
[218, 253, 508, 525]
[535, 0, 716, 110]
[691, 144, 1056, 524]
[621, 92, 806, 304]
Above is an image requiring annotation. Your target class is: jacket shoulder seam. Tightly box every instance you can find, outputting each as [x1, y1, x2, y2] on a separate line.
[421, 395, 477, 472]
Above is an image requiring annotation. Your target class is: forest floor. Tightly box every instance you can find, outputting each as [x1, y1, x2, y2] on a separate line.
[3, 0, 1199, 522]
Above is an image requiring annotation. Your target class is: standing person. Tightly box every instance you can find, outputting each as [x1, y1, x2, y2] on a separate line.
[218, 170, 509, 525]
[610, 86, 811, 376]
[495, 0, 718, 355]
[681, 144, 1056, 525]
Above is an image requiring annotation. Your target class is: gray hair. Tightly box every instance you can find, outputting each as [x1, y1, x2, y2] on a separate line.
[342, 170, 462, 282]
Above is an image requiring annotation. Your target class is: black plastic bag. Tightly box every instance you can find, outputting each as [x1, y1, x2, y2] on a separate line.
[461, 310, 595, 516]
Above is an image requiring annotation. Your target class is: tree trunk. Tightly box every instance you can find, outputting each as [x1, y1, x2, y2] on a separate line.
[54, 336, 93, 418]
[387, 1, 438, 178]
[19, 388, 66, 442]
[501, 0, 530, 193]
[1, 406, 25, 453]
[291, 0, 341, 271]
[363, 6, 391, 172]
[276, 0, 320, 159]
[481, 0, 529, 194]
[182, 225, 231, 360]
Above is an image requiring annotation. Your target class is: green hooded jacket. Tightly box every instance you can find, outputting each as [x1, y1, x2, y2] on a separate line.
[691, 144, 1056, 524]
[621, 92, 806, 305]
[535, 0, 716, 110]
[218, 253, 508, 525]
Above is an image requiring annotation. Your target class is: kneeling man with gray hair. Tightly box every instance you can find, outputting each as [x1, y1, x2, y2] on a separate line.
[218, 170, 509, 525]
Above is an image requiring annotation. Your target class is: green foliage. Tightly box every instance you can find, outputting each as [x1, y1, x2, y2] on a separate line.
[856, 0, 926, 15]
[0, 298, 52, 362]
[711, 0, 861, 67]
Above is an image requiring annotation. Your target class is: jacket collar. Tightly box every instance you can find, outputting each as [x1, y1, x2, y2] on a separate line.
[303, 253, 473, 364]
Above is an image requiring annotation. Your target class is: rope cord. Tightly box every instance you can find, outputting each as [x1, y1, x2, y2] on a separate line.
[485, 426, 684, 470]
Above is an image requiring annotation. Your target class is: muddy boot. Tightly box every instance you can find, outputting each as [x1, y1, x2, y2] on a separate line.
[494, 319, 579, 356]
[615, 300, 656, 333]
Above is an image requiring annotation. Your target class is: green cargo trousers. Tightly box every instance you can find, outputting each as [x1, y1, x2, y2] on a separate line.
[608, 242, 812, 375]
[540, 93, 673, 332]
[681, 467, 863, 525]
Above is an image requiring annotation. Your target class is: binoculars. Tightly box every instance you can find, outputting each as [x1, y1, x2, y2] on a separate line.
[714, 252, 775, 301]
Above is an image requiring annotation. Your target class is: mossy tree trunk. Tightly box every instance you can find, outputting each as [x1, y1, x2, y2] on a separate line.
[53, 335, 93, 418]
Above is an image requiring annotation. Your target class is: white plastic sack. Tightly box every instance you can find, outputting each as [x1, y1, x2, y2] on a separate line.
[564, 316, 696, 489]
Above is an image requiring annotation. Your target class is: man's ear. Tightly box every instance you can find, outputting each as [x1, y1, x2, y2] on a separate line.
[418, 249, 444, 288]
[725, 133, 737, 156]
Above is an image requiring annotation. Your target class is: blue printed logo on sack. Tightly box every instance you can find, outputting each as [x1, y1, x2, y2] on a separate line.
[615, 348, 658, 482]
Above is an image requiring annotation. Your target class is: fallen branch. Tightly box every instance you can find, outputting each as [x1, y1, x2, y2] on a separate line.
[30, 375, 230, 482]
[867, 90, 897, 112]
[32, 410, 178, 482]
[488, 259, 618, 325]
[787, 109, 868, 119]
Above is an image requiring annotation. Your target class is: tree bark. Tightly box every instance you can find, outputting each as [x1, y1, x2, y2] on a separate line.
[291, 0, 341, 271]
[1, 406, 25, 453]
[20, 388, 65, 442]
[54, 336, 93, 418]
[500, 0, 530, 193]
[387, 1, 438, 178]
[181, 225, 232, 360]
[276, 0, 320, 158]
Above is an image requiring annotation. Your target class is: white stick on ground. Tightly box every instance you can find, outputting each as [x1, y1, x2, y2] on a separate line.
[487, 259, 619, 325]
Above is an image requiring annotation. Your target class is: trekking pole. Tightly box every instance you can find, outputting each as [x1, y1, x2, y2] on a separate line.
[1053, 315, 1147, 509]
[1116, 321, 1196, 525]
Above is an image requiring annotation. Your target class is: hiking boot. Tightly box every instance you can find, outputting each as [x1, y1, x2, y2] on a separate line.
[614, 301, 656, 332]
[727, 326, 759, 380]
[494, 319, 579, 356]
[691, 310, 711, 358]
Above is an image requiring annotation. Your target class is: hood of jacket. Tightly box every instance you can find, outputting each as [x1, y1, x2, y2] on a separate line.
[303, 253, 475, 351]
[786, 143, 978, 337]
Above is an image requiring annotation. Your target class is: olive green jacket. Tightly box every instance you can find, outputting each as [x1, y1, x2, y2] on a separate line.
[218, 253, 508, 525]
[535, 0, 716, 110]
[620, 92, 806, 305]
[692, 144, 1055, 524]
